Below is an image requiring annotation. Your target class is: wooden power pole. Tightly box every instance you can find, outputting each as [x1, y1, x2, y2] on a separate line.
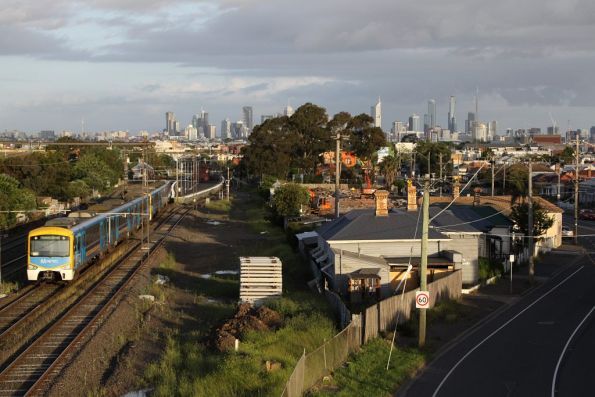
[575, 135, 580, 244]
[419, 174, 430, 348]
[528, 159, 534, 284]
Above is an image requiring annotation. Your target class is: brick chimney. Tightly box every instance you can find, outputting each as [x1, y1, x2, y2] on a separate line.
[407, 179, 418, 211]
[453, 176, 461, 199]
[374, 190, 389, 216]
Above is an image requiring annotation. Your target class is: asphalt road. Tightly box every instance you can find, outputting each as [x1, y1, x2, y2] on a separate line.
[403, 215, 595, 397]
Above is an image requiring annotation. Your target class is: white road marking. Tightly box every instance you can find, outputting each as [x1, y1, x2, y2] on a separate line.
[432, 266, 584, 397]
[551, 304, 595, 397]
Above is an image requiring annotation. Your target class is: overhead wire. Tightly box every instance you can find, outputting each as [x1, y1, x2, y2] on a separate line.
[429, 162, 487, 222]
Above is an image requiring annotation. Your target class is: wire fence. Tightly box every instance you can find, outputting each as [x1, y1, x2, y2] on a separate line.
[281, 270, 461, 396]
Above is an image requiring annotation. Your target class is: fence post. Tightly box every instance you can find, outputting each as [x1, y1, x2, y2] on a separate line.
[323, 339, 327, 370]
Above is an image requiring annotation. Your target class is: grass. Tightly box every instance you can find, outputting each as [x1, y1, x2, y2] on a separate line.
[144, 187, 338, 396]
[145, 294, 336, 397]
[205, 199, 232, 213]
[0, 281, 19, 295]
[307, 339, 426, 397]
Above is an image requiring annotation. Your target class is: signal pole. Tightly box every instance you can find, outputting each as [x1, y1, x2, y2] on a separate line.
[491, 157, 495, 196]
[438, 153, 443, 197]
[575, 135, 580, 244]
[419, 173, 430, 348]
[528, 159, 534, 284]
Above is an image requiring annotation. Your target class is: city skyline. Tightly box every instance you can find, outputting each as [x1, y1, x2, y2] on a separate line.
[2, 0, 595, 133]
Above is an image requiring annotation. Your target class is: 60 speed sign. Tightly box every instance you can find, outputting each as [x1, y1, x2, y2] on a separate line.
[415, 291, 430, 309]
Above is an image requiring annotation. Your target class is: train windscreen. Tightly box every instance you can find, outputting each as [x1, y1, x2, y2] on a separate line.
[30, 235, 70, 257]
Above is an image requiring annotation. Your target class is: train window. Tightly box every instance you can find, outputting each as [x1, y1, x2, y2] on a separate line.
[30, 235, 70, 257]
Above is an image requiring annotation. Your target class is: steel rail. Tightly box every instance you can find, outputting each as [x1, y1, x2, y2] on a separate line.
[10, 206, 188, 397]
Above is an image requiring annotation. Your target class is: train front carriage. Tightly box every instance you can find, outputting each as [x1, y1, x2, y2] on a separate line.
[28, 227, 75, 281]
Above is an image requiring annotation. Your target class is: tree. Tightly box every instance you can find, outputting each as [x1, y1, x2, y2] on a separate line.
[414, 141, 452, 176]
[272, 183, 310, 218]
[346, 114, 386, 161]
[0, 174, 36, 228]
[509, 201, 554, 241]
[379, 155, 399, 189]
[242, 116, 294, 179]
[288, 103, 331, 176]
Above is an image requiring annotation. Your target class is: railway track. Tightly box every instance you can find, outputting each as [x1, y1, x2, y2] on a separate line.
[0, 285, 62, 339]
[0, 205, 190, 397]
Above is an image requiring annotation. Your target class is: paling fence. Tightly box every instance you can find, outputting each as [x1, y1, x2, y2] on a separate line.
[281, 270, 461, 396]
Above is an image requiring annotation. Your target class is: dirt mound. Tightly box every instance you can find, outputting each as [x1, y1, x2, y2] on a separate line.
[214, 303, 282, 351]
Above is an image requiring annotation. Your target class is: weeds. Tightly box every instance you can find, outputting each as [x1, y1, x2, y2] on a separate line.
[0, 281, 19, 295]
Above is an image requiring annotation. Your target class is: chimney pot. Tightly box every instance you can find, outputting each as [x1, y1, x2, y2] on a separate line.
[374, 190, 389, 216]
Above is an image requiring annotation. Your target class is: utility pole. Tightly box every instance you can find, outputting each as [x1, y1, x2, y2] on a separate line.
[491, 157, 495, 196]
[503, 162, 506, 194]
[556, 162, 561, 202]
[227, 166, 230, 200]
[419, 174, 430, 348]
[335, 134, 341, 218]
[575, 135, 580, 244]
[438, 153, 443, 197]
[528, 159, 534, 284]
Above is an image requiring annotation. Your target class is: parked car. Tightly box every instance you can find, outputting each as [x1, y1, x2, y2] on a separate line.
[562, 226, 574, 237]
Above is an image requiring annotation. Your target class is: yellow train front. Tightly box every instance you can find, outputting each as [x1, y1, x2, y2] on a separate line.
[27, 181, 172, 281]
[28, 227, 75, 281]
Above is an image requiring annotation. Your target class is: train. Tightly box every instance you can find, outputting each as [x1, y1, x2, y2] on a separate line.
[27, 182, 172, 282]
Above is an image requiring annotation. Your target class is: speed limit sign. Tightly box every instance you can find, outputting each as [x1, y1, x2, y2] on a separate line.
[416, 291, 430, 309]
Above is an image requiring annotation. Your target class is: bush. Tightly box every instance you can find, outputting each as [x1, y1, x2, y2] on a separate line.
[478, 257, 502, 281]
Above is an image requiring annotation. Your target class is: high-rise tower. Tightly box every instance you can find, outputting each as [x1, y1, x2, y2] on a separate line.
[371, 97, 382, 129]
[165, 112, 176, 135]
[242, 106, 254, 131]
[448, 96, 456, 132]
[428, 99, 436, 129]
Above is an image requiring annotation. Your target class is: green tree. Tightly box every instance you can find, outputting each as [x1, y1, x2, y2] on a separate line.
[346, 114, 386, 161]
[288, 103, 332, 176]
[242, 116, 294, 179]
[272, 183, 310, 217]
[379, 155, 399, 189]
[509, 201, 554, 240]
[72, 153, 115, 192]
[0, 174, 36, 228]
[414, 141, 453, 176]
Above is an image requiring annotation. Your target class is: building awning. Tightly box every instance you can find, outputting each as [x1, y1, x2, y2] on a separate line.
[348, 268, 382, 279]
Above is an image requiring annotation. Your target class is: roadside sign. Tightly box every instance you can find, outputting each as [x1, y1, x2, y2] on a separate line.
[416, 291, 430, 309]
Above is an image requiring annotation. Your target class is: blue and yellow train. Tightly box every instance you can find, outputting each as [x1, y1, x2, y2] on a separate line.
[27, 182, 172, 281]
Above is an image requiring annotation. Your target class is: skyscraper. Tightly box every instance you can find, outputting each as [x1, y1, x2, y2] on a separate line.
[165, 112, 176, 135]
[428, 99, 436, 129]
[409, 114, 421, 132]
[448, 96, 456, 132]
[242, 106, 254, 131]
[221, 118, 232, 140]
[371, 97, 382, 129]
[465, 112, 475, 135]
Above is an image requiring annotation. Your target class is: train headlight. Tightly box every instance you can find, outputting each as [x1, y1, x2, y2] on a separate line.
[28, 264, 38, 270]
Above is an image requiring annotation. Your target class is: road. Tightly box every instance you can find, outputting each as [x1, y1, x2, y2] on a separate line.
[403, 214, 595, 397]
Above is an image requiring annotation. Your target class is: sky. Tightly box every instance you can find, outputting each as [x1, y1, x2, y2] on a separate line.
[2, 0, 595, 134]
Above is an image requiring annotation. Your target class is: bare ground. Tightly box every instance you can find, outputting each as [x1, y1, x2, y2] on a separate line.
[47, 192, 266, 397]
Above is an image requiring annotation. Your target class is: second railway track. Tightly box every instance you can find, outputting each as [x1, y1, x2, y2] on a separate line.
[0, 205, 190, 397]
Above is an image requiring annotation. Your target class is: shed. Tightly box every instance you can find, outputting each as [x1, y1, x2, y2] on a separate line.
[239, 257, 282, 306]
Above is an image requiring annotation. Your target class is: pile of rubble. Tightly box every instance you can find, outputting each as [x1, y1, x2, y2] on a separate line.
[214, 303, 282, 351]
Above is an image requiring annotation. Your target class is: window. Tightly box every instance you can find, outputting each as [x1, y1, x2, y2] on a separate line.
[30, 235, 70, 257]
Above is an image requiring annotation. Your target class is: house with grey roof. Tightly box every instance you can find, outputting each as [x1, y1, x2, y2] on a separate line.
[300, 189, 513, 301]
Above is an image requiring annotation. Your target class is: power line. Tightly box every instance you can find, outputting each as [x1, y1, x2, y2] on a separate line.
[429, 163, 487, 222]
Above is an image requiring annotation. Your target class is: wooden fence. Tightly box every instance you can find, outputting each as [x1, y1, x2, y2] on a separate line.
[281, 269, 462, 396]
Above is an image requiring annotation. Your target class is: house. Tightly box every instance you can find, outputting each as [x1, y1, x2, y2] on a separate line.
[301, 189, 485, 301]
